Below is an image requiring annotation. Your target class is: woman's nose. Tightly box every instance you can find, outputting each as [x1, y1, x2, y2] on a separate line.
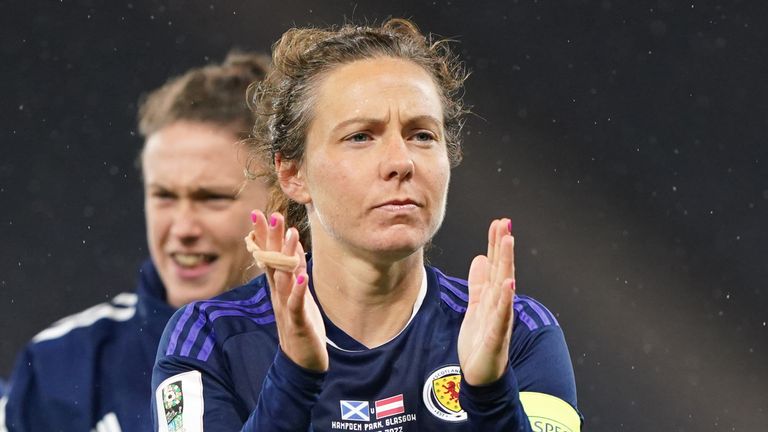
[380, 135, 415, 181]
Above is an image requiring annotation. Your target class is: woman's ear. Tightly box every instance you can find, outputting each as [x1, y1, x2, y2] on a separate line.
[275, 153, 311, 204]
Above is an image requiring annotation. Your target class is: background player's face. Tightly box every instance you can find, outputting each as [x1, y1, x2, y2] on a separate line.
[142, 121, 267, 307]
[296, 57, 451, 260]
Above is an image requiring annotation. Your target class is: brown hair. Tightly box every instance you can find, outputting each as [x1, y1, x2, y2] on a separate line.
[138, 51, 271, 139]
[247, 19, 469, 248]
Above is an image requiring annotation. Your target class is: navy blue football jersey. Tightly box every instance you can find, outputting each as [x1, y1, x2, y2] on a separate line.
[2, 260, 176, 432]
[152, 262, 580, 431]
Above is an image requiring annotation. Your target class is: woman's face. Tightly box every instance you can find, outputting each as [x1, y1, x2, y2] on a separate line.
[295, 57, 451, 261]
[143, 121, 267, 307]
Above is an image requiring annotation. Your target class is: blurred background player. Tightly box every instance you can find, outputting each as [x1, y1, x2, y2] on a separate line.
[2, 52, 271, 431]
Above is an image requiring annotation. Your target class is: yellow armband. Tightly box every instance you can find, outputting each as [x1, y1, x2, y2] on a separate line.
[520, 391, 581, 432]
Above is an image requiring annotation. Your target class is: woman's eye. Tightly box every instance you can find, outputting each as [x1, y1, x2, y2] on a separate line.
[199, 193, 235, 203]
[412, 131, 436, 142]
[153, 191, 175, 200]
[348, 133, 370, 142]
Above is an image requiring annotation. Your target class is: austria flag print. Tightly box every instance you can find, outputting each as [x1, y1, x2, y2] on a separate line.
[374, 394, 405, 420]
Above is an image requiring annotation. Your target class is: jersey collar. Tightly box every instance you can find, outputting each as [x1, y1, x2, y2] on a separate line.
[306, 257, 429, 352]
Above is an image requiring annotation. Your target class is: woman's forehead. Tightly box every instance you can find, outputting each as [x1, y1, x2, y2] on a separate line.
[311, 57, 443, 127]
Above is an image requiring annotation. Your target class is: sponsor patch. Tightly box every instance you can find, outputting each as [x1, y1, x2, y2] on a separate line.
[155, 371, 204, 432]
[520, 391, 581, 432]
[340, 400, 370, 422]
[163, 381, 184, 429]
[422, 365, 467, 422]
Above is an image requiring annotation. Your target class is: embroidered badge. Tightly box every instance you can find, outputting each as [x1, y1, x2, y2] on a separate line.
[162, 381, 184, 431]
[155, 371, 204, 432]
[422, 365, 467, 422]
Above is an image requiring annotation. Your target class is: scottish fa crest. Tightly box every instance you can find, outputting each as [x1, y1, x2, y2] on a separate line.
[422, 365, 467, 422]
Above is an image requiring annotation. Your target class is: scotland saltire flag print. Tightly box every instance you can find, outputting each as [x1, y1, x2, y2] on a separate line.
[340, 400, 370, 422]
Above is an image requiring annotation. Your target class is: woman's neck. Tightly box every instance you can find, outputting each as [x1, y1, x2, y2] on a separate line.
[311, 244, 425, 348]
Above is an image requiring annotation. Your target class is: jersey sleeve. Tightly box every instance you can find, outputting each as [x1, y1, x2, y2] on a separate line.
[242, 349, 326, 431]
[152, 304, 250, 431]
[514, 325, 578, 405]
[3, 343, 93, 431]
[459, 301, 581, 431]
[3, 347, 48, 432]
[152, 304, 326, 432]
[153, 353, 249, 431]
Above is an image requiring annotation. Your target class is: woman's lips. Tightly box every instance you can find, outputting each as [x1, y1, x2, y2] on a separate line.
[376, 203, 419, 212]
[171, 253, 217, 279]
[375, 198, 420, 209]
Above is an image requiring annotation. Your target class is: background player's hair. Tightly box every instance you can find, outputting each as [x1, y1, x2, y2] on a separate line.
[138, 51, 271, 139]
[247, 18, 469, 248]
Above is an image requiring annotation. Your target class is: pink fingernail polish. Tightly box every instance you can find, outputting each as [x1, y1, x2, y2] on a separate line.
[508, 220, 513, 233]
[511, 280, 516, 290]
[269, 215, 277, 227]
[297, 275, 305, 285]
[250, 211, 258, 223]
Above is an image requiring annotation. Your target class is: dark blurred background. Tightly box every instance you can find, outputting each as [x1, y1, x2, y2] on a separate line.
[1, 0, 766, 430]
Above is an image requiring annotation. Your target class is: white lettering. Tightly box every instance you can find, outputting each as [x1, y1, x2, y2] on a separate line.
[363, 421, 383, 430]
[384, 414, 417, 426]
[332, 413, 417, 431]
[331, 421, 363, 430]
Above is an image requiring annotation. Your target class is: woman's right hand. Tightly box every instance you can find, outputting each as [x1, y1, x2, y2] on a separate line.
[248, 210, 329, 372]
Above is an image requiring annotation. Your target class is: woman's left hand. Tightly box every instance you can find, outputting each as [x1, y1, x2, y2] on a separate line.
[457, 218, 516, 386]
